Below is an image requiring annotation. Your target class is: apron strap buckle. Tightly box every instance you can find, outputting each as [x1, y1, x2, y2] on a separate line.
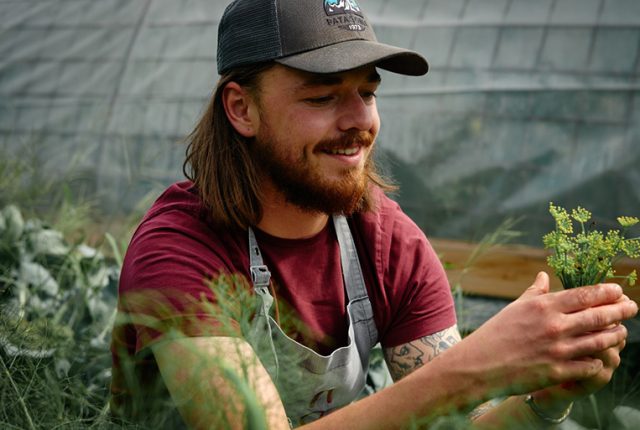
[250, 264, 271, 287]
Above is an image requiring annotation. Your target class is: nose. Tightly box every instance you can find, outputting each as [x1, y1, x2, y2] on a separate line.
[336, 92, 377, 133]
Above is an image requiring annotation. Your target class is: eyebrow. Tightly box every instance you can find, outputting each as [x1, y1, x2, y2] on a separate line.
[296, 70, 382, 90]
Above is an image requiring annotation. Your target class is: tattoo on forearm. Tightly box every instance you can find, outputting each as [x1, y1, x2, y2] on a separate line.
[383, 325, 461, 381]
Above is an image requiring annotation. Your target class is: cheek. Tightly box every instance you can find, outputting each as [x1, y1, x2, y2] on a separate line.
[371, 109, 381, 136]
[290, 110, 330, 138]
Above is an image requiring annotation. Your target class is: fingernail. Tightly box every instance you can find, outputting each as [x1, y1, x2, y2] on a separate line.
[609, 284, 623, 295]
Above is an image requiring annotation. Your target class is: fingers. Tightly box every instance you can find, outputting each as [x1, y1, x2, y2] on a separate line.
[557, 324, 628, 359]
[553, 284, 625, 313]
[572, 348, 621, 395]
[555, 357, 604, 383]
[592, 346, 623, 370]
[566, 299, 638, 333]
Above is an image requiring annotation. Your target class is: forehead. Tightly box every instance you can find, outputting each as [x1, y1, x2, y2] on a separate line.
[259, 64, 381, 92]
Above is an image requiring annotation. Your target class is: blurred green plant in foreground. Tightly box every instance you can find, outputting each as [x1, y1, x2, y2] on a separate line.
[0, 192, 638, 429]
[543, 203, 640, 290]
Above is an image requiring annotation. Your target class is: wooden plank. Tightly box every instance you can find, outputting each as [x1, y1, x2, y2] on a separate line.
[431, 238, 640, 305]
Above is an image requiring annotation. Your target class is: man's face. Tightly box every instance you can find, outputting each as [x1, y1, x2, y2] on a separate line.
[249, 64, 381, 215]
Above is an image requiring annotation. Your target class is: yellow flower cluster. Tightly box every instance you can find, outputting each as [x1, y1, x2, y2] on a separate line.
[549, 203, 573, 234]
[618, 216, 639, 228]
[544, 203, 639, 289]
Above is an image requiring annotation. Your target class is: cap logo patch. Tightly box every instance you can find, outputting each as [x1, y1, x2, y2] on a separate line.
[323, 0, 367, 32]
[324, 0, 362, 16]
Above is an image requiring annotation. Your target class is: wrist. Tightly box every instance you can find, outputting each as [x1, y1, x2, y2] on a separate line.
[529, 390, 574, 416]
[524, 393, 573, 425]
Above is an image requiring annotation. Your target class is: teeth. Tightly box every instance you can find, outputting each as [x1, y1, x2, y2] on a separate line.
[329, 147, 358, 155]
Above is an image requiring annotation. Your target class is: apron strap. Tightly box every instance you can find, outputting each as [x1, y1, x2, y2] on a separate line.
[332, 215, 379, 348]
[247, 226, 280, 377]
[248, 226, 271, 288]
[247, 226, 274, 315]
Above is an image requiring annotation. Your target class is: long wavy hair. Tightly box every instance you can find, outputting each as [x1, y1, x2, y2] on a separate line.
[183, 63, 396, 230]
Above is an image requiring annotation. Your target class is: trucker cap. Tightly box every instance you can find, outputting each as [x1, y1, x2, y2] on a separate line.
[216, 0, 429, 76]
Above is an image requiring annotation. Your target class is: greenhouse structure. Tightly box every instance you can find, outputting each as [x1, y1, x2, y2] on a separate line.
[2, 0, 639, 243]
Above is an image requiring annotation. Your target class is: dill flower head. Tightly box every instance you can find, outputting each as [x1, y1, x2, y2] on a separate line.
[544, 203, 639, 289]
[618, 216, 639, 228]
[571, 207, 591, 224]
[549, 203, 573, 234]
[628, 270, 638, 287]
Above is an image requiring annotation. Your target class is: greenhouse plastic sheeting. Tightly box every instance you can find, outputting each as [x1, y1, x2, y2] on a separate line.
[1, 0, 639, 244]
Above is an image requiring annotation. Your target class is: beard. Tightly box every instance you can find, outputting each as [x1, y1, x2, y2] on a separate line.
[251, 123, 375, 215]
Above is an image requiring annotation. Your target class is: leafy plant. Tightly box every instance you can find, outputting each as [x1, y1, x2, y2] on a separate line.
[543, 203, 640, 289]
[0, 204, 120, 429]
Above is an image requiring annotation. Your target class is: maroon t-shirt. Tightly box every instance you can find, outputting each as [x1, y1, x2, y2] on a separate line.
[110, 181, 455, 416]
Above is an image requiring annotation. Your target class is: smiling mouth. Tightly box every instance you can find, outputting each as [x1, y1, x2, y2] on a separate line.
[324, 147, 359, 156]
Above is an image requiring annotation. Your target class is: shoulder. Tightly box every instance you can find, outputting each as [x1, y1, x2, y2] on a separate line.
[120, 181, 247, 295]
[130, 180, 243, 254]
[137, 181, 209, 234]
[350, 188, 455, 346]
[352, 187, 438, 276]
[356, 187, 428, 243]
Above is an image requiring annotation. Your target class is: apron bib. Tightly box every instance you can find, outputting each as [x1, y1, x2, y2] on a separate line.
[245, 216, 378, 426]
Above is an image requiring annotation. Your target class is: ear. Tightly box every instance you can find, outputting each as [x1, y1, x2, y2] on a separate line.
[222, 82, 259, 138]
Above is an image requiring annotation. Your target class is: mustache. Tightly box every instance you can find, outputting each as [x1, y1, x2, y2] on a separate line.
[314, 131, 375, 153]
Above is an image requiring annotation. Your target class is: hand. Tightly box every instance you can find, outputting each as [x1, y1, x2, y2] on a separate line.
[528, 294, 634, 412]
[527, 338, 626, 416]
[449, 272, 638, 400]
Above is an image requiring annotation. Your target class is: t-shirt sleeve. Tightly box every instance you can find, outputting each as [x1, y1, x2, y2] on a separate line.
[377, 200, 457, 348]
[117, 209, 247, 354]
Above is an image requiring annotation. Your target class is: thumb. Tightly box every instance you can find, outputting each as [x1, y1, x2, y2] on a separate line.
[518, 271, 550, 300]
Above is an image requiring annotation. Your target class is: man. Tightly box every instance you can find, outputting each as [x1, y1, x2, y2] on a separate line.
[110, 0, 638, 428]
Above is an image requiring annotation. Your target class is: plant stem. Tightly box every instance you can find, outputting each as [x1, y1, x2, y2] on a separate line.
[95, 307, 117, 344]
[0, 353, 37, 430]
[589, 394, 602, 429]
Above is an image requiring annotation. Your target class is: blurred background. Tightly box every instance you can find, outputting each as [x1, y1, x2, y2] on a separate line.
[2, 0, 639, 245]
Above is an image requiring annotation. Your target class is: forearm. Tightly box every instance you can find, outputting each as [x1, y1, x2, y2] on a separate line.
[153, 337, 290, 430]
[301, 351, 489, 430]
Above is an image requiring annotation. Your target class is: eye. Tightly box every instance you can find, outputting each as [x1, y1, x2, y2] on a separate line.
[361, 91, 377, 103]
[304, 95, 334, 105]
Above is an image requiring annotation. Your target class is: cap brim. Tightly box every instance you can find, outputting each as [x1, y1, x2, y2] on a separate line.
[275, 40, 428, 76]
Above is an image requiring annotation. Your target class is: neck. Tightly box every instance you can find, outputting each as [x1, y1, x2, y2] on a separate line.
[256, 183, 330, 239]
[258, 206, 329, 239]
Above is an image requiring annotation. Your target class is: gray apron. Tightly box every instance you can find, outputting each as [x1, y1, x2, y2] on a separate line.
[246, 215, 378, 426]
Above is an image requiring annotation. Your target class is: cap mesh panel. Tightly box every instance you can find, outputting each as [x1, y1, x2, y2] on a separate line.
[217, 0, 282, 74]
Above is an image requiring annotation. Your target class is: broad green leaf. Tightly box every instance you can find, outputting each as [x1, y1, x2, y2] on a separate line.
[19, 261, 59, 296]
[27, 228, 69, 256]
[2, 204, 24, 242]
[76, 243, 100, 259]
